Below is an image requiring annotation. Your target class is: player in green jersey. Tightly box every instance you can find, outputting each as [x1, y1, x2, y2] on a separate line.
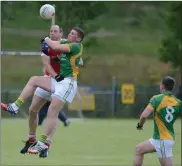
[133, 76, 182, 166]
[1, 27, 84, 157]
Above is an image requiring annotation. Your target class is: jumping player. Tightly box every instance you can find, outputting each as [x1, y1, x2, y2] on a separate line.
[1, 27, 84, 157]
[133, 76, 182, 166]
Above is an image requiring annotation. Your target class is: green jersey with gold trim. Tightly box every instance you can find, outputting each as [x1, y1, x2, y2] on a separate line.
[147, 92, 182, 140]
[60, 40, 83, 78]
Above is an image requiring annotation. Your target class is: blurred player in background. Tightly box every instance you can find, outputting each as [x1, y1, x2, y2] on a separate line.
[134, 76, 182, 166]
[1, 27, 84, 158]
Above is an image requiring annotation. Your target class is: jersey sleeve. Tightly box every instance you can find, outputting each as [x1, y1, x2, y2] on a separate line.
[68, 43, 81, 55]
[147, 96, 156, 110]
[40, 43, 49, 56]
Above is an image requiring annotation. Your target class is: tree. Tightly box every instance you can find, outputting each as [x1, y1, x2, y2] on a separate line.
[159, 2, 182, 84]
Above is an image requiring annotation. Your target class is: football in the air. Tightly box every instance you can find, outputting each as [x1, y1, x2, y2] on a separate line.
[40, 4, 55, 20]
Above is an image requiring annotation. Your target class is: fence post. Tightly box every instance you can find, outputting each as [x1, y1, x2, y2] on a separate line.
[111, 76, 117, 117]
[51, 4, 56, 26]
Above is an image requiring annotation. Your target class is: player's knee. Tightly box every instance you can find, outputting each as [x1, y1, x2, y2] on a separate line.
[47, 106, 60, 118]
[29, 105, 39, 116]
[29, 76, 39, 85]
[135, 144, 142, 154]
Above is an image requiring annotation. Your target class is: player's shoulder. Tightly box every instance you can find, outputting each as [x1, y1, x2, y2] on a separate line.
[70, 42, 83, 51]
[60, 39, 67, 44]
[173, 95, 182, 105]
[70, 42, 82, 46]
[151, 94, 164, 100]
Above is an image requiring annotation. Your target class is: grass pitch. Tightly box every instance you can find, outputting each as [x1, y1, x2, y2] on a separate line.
[2, 119, 181, 166]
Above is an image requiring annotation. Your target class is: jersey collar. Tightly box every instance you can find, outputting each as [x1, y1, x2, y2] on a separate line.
[162, 91, 173, 95]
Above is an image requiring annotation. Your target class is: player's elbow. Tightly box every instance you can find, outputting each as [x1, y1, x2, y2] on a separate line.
[140, 114, 148, 119]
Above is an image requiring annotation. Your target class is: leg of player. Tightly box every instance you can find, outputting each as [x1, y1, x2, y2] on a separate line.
[159, 157, 174, 166]
[28, 77, 77, 156]
[157, 139, 174, 166]
[58, 111, 70, 126]
[1, 76, 52, 115]
[39, 118, 59, 158]
[20, 95, 47, 154]
[46, 118, 59, 145]
[38, 102, 50, 125]
[38, 111, 70, 158]
[38, 102, 70, 127]
[28, 97, 65, 155]
[133, 140, 156, 166]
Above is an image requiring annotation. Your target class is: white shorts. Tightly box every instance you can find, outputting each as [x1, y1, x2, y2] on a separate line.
[34, 76, 77, 103]
[149, 138, 175, 158]
[34, 75, 52, 101]
[51, 77, 77, 103]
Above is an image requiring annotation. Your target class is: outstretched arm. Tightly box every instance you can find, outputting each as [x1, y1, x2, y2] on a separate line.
[138, 105, 153, 128]
[45, 37, 70, 53]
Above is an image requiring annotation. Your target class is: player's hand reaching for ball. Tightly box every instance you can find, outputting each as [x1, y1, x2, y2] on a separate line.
[136, 122, 143, 130]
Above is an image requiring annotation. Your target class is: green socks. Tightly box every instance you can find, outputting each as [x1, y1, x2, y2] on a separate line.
[15, 98, 24, 107]
[39, 134, 47, 143]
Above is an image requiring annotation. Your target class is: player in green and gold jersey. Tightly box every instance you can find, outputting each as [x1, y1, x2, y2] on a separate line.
[133, 76, 182, 166]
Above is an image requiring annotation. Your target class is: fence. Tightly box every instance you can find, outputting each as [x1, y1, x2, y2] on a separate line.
[2, 84, 177, 119]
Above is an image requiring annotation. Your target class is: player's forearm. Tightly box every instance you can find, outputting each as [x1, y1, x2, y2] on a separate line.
[138, 107, 153, 126]
[45, 37, 70, 52]
[45, 38, 57, 50]
[44, 64, 57, 77]
[139, 116, 146, 126]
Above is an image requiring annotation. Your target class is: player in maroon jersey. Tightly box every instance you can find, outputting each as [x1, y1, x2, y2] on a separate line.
[39, 27, 70, 128]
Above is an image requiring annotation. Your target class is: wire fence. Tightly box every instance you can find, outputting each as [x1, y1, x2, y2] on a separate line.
[2, 84, 180, 119]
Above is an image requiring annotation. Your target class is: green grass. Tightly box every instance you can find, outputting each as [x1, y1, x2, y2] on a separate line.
[1, 34, 41, 51]
[2, 119, 181, 166]
[1, 55, 171, 88]
[89, 36, 161, 56]
[2, 29, 162, 57]
[1, 56, 42, 89]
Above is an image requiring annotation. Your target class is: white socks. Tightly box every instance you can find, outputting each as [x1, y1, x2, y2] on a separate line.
[11, 103, 19, 111]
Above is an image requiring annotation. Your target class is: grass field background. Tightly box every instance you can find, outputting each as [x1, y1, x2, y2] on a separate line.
[2, 119, 181, 166]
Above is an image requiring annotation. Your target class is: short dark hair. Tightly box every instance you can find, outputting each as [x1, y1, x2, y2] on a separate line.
[162, 76, 175, 91]
[73, 27, 84, 41]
